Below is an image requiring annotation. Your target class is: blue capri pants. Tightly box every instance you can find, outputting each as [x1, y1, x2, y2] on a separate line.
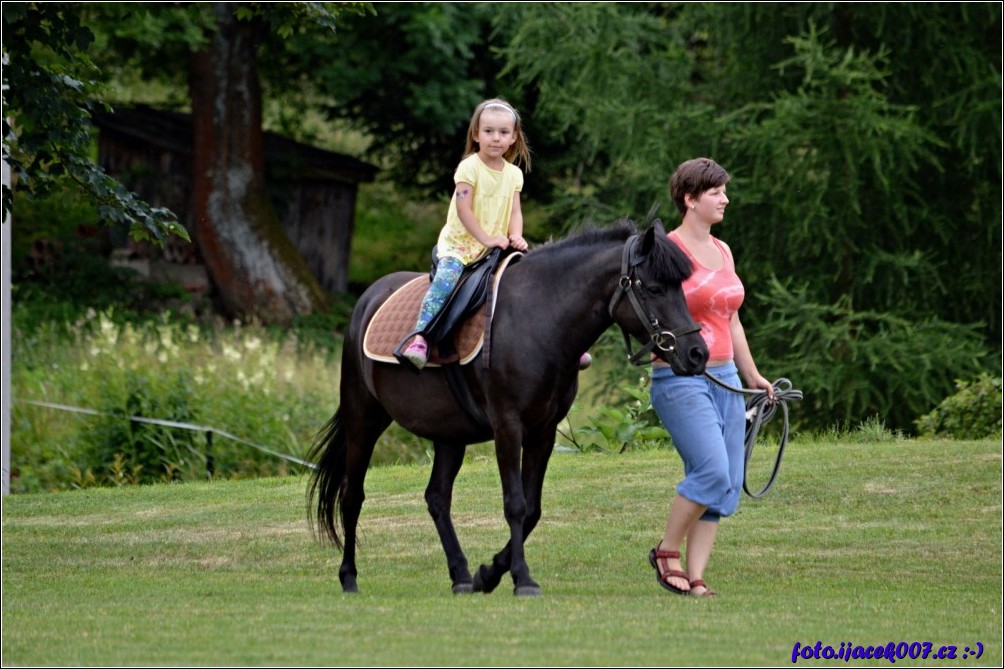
[650, 361, 747, 521]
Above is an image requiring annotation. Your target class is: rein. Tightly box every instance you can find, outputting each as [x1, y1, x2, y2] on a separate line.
[704, 372, 803, 498]
[608, 234, 702, 366]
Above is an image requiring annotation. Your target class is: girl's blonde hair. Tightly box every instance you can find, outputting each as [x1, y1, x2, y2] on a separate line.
[463, 98, 532, 171]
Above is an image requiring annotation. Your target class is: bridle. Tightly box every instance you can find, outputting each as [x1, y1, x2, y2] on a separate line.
[607, 234, 702, 366]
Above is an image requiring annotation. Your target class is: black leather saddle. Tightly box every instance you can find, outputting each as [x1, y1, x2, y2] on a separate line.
[393, 246, 513, 369]
[424, 246, 506, 346]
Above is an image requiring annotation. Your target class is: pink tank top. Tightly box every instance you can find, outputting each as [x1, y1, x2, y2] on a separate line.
[669, 231, 745, 363]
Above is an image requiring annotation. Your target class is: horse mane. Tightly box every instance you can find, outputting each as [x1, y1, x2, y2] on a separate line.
[530, 219, 637, 255]
[529, 218, 693, 284]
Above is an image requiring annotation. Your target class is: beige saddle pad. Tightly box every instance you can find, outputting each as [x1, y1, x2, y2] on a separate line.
[363, 252, 521, 367]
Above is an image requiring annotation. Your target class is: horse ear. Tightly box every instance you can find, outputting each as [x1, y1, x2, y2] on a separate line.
[634, 222, 665, 265]
[638, 224, 657, 257]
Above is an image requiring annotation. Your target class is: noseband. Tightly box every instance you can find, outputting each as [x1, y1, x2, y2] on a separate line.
[607, 234, 702, 366]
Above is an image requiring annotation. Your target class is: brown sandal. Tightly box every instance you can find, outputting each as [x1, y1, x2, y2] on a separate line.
[688, 578, 718, 597]
[648, 548, 690, 595]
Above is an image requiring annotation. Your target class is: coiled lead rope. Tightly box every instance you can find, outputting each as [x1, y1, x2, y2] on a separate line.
[704, 373, 803, 498]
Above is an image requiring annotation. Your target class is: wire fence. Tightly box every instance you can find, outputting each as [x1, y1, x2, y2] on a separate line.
[14, 399, 317, 478]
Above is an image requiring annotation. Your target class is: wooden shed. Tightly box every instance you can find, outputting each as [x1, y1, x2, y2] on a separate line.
[91, 105, 378, 294]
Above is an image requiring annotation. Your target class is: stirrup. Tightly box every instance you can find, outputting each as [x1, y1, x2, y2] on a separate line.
[394, 332, 428, 373]
[403, 339, 428, 369]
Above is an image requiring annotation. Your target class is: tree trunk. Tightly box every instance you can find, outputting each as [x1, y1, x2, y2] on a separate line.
[189, 3, 327, 324]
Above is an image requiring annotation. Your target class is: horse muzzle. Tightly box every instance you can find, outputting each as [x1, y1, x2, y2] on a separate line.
[660, 329, 708, 375]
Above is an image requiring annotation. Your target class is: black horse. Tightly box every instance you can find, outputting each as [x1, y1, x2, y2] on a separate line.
[307, 220, 709, 596]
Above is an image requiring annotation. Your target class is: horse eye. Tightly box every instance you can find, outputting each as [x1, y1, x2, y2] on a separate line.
[647, 285, 665, 297]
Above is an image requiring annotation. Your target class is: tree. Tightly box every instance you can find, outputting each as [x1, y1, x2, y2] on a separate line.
[187, 4, 327, 322]
[496, 3, 1001, 430]
[2, 3, 181, 495]
[684, 3, 1002, 344]
[81, 2, 371, 323]
[496, 3, 702, 224]
[291, 2, 508, 197]
[499, 4, 1001, 337]
[2, 2, 183, 242]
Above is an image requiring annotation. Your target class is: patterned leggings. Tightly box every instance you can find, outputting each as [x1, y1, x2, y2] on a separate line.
[414, 256, 465, 332]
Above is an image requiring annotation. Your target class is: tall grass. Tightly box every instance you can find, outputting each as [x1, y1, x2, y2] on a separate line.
[9, 306, 429, 493]
[9, 301, 927, 494]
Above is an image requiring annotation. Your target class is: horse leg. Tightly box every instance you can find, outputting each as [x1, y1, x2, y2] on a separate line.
[338, 398, 392, 593]
[425, 441, 474, 593]
[473, 430, 556, 595]
[473, 422, 542, 597]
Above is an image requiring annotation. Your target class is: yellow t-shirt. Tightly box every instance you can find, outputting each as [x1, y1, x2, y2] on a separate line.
[437, 153, 523, 264]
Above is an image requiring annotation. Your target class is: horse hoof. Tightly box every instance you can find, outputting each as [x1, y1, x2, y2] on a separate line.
[473, 565, 502, 594]
[469, 566, 501, 590]
[452, 581, 474, 594]
[340, 577, 360, 594]
[513, 584, 543, 597]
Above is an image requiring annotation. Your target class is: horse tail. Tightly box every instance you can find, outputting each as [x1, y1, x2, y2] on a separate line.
[306, 408, 346, 550]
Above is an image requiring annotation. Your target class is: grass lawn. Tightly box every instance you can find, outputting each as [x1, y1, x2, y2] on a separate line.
[2, 437, 1001, 666]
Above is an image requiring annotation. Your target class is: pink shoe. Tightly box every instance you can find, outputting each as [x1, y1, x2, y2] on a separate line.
[403, 337, 429, 370]
[578, 352, 592, 370]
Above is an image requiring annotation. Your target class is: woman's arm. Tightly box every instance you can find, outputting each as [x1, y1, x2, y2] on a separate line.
[730, 311, 774, 398]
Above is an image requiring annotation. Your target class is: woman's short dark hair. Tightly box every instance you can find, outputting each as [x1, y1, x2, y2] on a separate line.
[669, 158, 731, 215]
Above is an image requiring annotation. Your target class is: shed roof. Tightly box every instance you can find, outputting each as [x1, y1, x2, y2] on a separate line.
[92, 104, 378, 185]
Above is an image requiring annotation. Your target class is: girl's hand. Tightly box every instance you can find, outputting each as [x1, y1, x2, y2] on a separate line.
[508, 234, 528, 252]
[485, 234, 510, 249]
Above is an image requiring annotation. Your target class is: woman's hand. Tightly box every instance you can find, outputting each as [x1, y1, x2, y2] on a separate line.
[746, 373, 775, 400]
